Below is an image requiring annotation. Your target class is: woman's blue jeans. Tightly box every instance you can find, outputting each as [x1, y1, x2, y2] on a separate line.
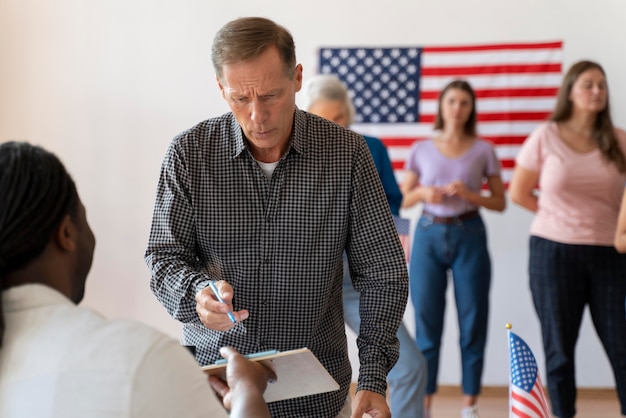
[410, 214, 491, 396]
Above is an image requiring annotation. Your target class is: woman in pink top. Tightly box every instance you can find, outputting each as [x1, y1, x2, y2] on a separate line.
[616, 187, 626, 253]
[509, 60, 626, 418]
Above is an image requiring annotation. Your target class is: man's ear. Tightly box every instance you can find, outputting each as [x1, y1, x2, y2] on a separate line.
[216, 76, 226, 99]
[294, 64, 303, 93]
[53, 214, 77, 252]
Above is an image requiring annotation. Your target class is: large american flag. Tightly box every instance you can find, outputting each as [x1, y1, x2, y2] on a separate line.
[318, 41, 563, 185]
[509, 331, 551, 418]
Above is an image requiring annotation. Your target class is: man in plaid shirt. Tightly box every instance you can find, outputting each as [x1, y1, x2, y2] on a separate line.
[145, 16, 408, 418]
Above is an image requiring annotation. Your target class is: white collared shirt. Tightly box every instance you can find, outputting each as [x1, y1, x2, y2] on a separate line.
[0, 284, 227, 418]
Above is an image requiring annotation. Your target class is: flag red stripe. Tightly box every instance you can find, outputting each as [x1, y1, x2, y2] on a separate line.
[422, 41, 563, 53]
[380, 136, 527, 147]
[500, 159, 516, 169]
[482, 136, 527, 145]
[421, 63, 561, 76]
[420, 87, 559, 100]
[512, 390, 545, 418]
[392, 160, 516, 170]
[511, 404, 533, 418]
[391, 158, 515, 171]
[420, 112, 550, 123]
[380, 137, 424, 147]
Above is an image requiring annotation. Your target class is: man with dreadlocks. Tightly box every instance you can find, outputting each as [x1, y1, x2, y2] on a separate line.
[0, 141, 274, 418]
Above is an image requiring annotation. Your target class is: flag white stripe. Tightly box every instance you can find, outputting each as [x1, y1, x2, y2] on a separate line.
[387, 147, 413, 161]
[501, 169, 513, 184]
[496, 146, 522, 160]
[419, 74, 562, 90]
[478, 121, 542, 135]
[420, 97, 556, 114]
[421, 49, 563, 67]
[353, 121, 542, 137]
[388, 145, 521, 162]
[352, 123, 436, 137]
[393, 168, 514, 185]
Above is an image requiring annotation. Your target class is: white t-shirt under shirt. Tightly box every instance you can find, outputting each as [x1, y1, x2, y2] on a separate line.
[0, 284, 227, 418]
[515, 121, 626, 246]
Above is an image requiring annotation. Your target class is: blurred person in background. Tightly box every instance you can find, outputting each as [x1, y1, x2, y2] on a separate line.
[301, 73, 427, 418]
[509, 60, 626, 418]
[401, 80, 506, 418]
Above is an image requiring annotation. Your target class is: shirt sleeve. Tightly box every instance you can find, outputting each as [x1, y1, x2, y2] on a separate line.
[346, 139, 409, 396]
[483, 141, 502, 177]
[145, 138, 212, 323]
[515, 124, 545, 172]
[131, 334, 228, 418]
[404, 141, 422, 175]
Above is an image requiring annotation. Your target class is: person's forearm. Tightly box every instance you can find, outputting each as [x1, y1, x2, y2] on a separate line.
[510, 193, 538, 213]
[401, 187, 425, 208]
[615, 232, 626, 253]
[464, 191, 506, 212]
[229, 384, 271, 418]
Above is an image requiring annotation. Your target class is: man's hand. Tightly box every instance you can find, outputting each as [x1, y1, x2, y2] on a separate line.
[350, 390, 390, 418]
[195, 280, 249, 331]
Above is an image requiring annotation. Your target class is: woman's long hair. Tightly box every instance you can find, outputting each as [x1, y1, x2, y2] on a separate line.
[550, 60, 626, 173]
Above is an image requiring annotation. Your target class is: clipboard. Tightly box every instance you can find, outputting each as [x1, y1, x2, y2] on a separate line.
[201, 347, 340, 403]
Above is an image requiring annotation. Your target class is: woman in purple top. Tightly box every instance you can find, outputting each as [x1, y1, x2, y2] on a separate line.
[401, 80, 506, 418]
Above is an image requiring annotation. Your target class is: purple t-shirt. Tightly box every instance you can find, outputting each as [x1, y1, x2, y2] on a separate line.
[405, 138, 501, 217]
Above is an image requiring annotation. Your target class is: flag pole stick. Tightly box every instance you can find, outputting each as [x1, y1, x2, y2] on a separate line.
[506, 323, 513, 418]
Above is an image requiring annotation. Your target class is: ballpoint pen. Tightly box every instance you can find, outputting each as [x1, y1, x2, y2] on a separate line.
[208, 281, 237, 324]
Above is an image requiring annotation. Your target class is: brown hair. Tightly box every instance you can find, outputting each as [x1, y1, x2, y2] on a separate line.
[211, 17, 296, 81]
[434, 79, 477, 137]
[550, 60, 626, 173]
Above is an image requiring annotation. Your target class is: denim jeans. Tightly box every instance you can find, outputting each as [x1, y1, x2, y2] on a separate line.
[410, 215, 491, 396]
[529, 236, 626, 418]
[343, 254, 427, 418]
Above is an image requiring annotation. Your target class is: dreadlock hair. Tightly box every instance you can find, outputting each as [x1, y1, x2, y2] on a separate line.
[0, 141, 79, 348]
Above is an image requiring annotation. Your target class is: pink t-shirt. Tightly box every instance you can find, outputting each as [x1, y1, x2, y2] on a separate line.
[516, 121, 626, 245]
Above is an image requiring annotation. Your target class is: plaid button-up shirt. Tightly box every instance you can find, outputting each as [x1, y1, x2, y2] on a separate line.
[145, 108, 408, 417]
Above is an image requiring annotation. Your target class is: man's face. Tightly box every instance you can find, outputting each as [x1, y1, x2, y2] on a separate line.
[218, 46, 303, 163]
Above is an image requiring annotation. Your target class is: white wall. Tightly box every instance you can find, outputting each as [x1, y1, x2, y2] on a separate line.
[2, 0, 624, 388]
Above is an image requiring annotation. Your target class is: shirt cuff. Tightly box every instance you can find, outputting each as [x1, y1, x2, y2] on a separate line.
[194, 279, 211, 295]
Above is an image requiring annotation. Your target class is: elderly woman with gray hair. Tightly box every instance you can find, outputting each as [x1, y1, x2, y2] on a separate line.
[300, 74, 427, 418]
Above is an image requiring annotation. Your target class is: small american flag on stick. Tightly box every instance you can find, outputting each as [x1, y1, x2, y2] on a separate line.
[508, 327, 551, 418]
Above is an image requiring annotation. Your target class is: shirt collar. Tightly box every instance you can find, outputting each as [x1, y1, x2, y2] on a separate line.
[2, 284, 73, 313]
[230, 108, 309, 159]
